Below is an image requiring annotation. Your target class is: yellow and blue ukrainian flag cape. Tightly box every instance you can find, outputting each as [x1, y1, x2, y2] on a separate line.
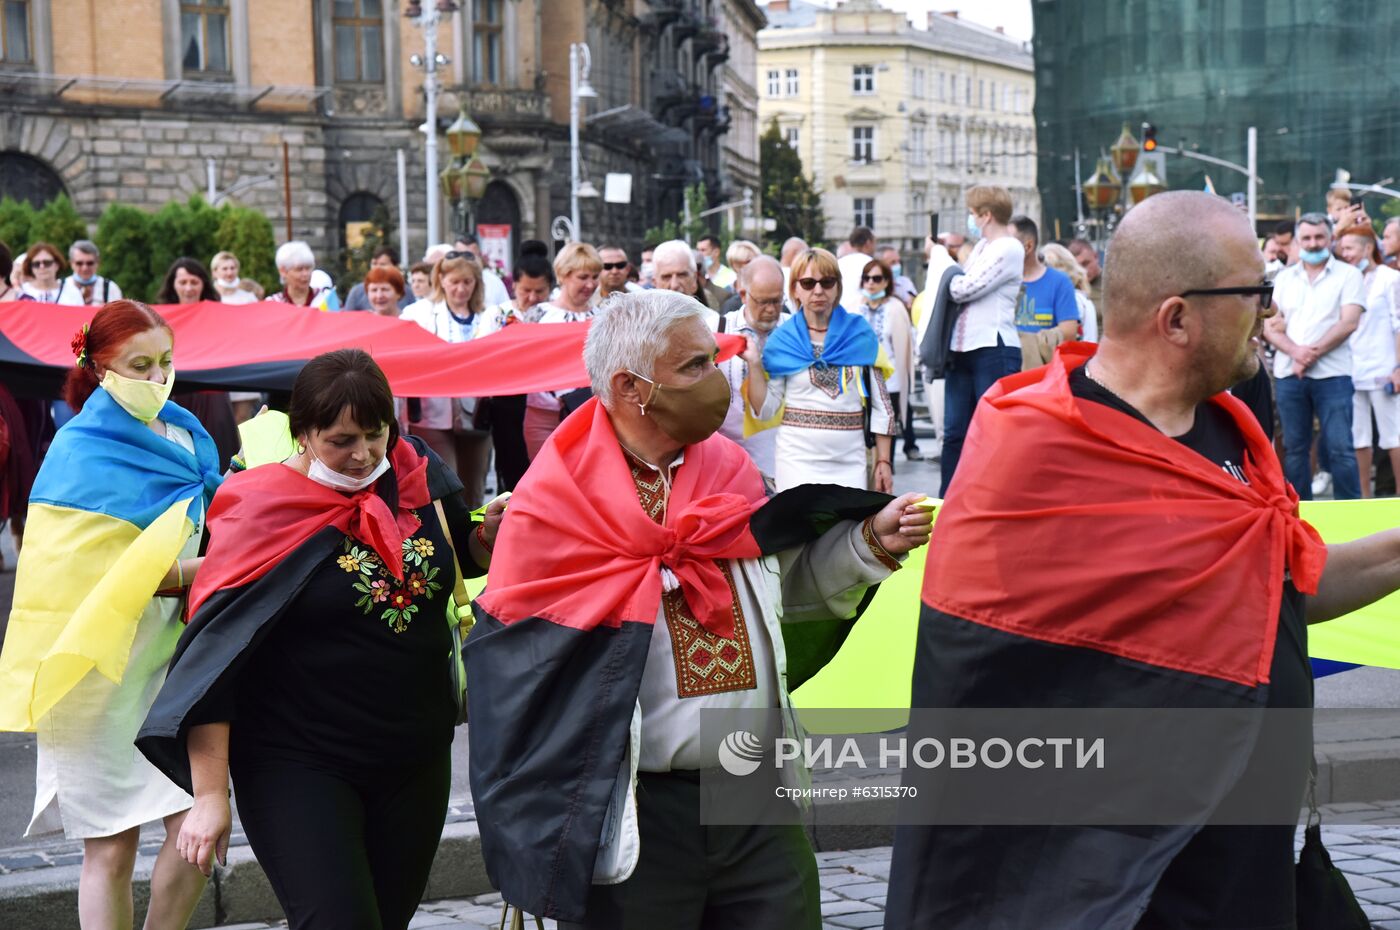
[0, 388, 221, 731]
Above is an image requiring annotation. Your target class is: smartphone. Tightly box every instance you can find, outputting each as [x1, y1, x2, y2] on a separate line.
[930, 212, 940, 240]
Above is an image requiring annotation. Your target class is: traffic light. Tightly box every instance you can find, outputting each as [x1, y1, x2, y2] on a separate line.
[1142, 123, 1158, 152]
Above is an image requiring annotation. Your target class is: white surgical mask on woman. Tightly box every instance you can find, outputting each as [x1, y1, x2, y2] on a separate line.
[306, 451, 391, 493]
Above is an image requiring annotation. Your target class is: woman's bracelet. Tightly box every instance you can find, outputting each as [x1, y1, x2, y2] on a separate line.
[874, 459, 892, 468]
[474, 522, 494, 554]
[176, 560, 184, 590]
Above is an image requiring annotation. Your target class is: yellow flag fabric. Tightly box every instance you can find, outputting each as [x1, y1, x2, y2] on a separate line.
[1297, 499, 1400, 668]
[237, 410, 298, 468]
[791, 498, 1400, 716]
[0, 500, 192, 731]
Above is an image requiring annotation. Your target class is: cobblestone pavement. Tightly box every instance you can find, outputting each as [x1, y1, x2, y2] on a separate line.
[202, 816, 1400, 930]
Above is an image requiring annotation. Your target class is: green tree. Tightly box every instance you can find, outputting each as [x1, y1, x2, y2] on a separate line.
[643, 183, 709, 245]
[0, 197, 36, 255]
[759, 120, 826, 246]
[28, 194, 89, 254]
[215, 203, 278, 295]
[148, 195, 223, 287]
[94, 203, 157, 300]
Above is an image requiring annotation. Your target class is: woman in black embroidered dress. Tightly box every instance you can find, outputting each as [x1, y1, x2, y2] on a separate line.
[138, 349, 503, 930]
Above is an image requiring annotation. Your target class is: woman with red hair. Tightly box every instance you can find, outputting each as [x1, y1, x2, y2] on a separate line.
[363, 265, 406, 317]
[0, 300, 222, 929]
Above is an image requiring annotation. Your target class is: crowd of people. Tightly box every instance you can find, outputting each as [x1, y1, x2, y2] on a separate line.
[7, 180, 1400, 930]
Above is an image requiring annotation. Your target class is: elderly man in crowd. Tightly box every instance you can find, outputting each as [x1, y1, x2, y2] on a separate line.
[717, 255, 788, 485]
[56, 240, 122, 306]
[1265, 212, 1366, 500]
[885, 189, 1400, 929]
[653, 239, 722, 325]
[466, 290, 932, 930]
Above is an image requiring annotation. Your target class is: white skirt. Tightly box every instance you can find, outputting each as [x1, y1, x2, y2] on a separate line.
[27, 588, 193, 839]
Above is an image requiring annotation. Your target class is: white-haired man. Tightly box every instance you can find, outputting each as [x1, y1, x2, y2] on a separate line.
[57, 240, 122, 306]
[653, 239, 721, 325]
[717, 255, 788, 484]
[466, 290, 932, 930]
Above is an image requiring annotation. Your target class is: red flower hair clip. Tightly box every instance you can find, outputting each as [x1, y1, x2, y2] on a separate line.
[71, 323, 90, 369]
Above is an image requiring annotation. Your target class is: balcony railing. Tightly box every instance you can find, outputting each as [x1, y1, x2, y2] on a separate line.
[0, 70, 331, 113]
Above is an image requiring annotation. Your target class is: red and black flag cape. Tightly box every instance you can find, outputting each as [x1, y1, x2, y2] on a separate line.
[884, 345, 1329, 928]
[465, 398, 891, 922]
[135, 436, 466, 792]
[0, 300, 745, 397]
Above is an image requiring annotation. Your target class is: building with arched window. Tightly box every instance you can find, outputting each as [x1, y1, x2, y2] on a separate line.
[758, 0, 1038, 252]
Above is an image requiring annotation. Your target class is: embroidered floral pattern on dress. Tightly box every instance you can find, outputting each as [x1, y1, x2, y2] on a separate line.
[337, 534, 443, 633]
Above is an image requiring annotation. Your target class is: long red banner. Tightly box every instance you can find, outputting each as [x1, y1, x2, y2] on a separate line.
[0, 301, 744, 396]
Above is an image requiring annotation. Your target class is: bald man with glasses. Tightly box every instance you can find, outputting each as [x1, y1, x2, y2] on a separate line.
[884, 191, 1400, 929]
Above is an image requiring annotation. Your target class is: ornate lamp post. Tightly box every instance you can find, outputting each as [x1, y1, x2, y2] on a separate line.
[1080, 156, 1122, 252]
[441, 106, 489, 234]
[1129, 166, 1167, 204]
[1110, 122, 1140, 179]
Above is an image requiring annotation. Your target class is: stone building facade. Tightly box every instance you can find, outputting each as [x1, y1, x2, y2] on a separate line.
[759, 0, 1038, 252]
[0, 0, 764, 267]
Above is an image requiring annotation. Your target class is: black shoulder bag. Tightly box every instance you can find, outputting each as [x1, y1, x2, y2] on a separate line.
[1296, 758, 1372, 930]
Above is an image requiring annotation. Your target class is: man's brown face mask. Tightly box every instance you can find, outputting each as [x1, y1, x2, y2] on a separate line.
[629, 367, 732, 446]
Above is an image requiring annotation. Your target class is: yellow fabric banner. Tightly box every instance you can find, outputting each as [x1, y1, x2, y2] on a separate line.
[0, 500, 192, 731]
[792, 499, 1400, 714]
[1297, 499, 1400, 669]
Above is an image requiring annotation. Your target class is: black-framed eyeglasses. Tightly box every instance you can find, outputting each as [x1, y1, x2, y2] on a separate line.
[796, 276, 839, 291]
[601, 261, 629, 271]
[1181, 283, 1274, 311]
[861, 274, 887, 283]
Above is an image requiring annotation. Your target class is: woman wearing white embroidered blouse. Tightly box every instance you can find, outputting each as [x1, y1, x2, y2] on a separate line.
[400, 255, 492, 507]
[936, 185, 1025, 496]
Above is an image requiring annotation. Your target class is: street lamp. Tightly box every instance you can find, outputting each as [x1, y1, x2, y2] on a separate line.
[440, 106, 491, 235]
[406, 0, 459, 247]
[1110, 121, 1140, 179]
[569, 42, 598, 238]
[1129, 165, 1166, 204]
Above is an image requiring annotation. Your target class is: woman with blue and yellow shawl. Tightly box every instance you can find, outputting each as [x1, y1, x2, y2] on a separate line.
[741, 247, 899, 493]
[0, 300, 221, 929]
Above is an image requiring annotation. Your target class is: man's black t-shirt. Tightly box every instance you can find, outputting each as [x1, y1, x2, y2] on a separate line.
[1068, 367, 1310, 709]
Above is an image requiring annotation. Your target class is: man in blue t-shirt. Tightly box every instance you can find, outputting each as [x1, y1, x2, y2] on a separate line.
[1011, 215, 1080, 368]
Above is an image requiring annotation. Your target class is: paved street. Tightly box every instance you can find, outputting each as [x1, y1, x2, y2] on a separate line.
[197, 832, 1400, 930]
[9, 413, 1400, 927]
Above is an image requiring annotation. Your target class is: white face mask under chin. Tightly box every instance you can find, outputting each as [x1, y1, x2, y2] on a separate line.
[306, 451, 391, 492]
